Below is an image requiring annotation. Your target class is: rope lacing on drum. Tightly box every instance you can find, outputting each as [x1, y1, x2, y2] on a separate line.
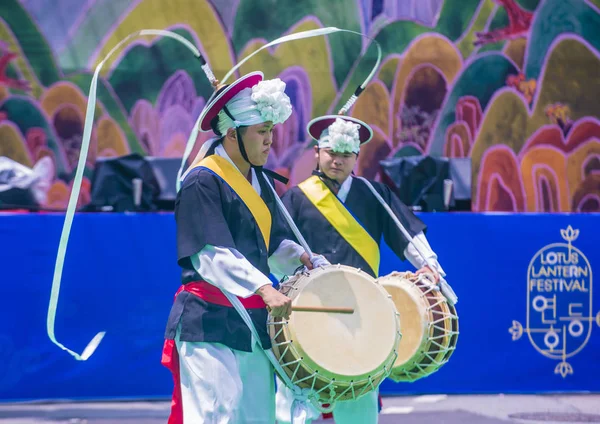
[267, 314, 396, 409]
[382, 272, 458, 383]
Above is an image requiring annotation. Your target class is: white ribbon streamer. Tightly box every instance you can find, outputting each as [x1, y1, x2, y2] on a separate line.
[47, 29, 203, 361]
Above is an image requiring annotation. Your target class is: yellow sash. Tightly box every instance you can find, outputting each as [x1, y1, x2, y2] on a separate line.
[298, 176, 380, 275]
[191, 155, 271, 250]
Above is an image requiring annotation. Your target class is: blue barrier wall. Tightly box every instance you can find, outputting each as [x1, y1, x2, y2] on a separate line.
[0, 213, 599, 401]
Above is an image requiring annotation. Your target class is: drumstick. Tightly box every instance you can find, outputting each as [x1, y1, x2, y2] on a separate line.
[292, 306, 354, 314]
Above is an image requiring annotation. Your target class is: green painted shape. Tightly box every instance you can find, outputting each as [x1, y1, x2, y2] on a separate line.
[428, 53, 519, 155]
[0, 0, 61, 86]
[435, 0, 485, 40]
[488, 4, 509, 31]
[457, 0, 497, 58]
[532, 38, 600, 129]
[107, 28, 213, 114]
[525, 0, 600, 80]
[5, 62, 18, 80]
[232, 0, 362, 87]
[58, 0, 135, 69]
[378, 59, 400, 92]
[66, 72, 145, 154]
[479, 41, 505, 52]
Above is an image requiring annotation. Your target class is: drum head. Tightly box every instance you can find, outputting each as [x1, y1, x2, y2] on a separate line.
[380, 278, 427, 367]
[287, 265, 399, 379]
[378, 272, 459, 382]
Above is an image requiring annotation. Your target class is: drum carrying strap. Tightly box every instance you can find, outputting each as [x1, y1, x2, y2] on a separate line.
[299, 176, 380, 275]
[355, 176, 458, 305]
[190, 154, 271, 250]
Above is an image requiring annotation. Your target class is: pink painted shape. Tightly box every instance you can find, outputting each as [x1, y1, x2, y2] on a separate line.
[476, 144, 526, 211]
[485, 173, 518, 212]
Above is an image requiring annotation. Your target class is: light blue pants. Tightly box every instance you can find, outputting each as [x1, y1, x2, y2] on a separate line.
[275, 377, 379, 424]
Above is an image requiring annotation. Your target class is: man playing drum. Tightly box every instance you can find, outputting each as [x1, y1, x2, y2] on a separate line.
[161, 72, 329, 424]
[275, 115, 446, 424]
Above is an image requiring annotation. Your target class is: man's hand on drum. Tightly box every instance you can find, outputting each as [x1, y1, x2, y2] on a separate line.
[300, 253, 331, 270]
[415, 265, 440, 284]
[256, 285, 292, 319]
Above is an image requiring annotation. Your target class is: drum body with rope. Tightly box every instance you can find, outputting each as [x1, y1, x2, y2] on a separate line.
[269, 264, 401, 407]
[377, 271, 459, 382]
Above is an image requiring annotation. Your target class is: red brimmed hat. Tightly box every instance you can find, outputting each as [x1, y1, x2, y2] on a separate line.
[199, 71, 264, 132]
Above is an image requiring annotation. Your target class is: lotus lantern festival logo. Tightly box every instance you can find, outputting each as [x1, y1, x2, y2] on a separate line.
[509, 226, 600, 377]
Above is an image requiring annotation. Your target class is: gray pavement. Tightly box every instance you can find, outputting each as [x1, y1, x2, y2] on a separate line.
[0, 394, 598, 423]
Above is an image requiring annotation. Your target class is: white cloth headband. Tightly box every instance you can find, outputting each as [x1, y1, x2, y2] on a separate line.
[215, 79, 292, 136]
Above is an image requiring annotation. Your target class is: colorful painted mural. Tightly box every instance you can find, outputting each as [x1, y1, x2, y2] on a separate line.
[0, 0, 599, 211]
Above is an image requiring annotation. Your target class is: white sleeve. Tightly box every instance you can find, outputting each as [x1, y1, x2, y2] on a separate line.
[268, 239, 305, 282]
[403, 232, 446, 276]
[190, 245, 273, 298]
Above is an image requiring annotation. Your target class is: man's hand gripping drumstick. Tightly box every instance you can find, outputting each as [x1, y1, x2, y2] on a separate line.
[257, 285, 293, 319]
[258, 176, 349, 318]
[256, 252, 316, 319]
[257, 285, 355, 320]
[257, 250, 353, 318]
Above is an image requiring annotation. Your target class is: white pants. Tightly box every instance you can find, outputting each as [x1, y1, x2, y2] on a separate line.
[176, 332, 275, 423]
[275, 377, 379, 424]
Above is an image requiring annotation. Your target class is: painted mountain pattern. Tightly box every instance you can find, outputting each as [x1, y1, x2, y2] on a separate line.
[0, 0, 598, 211]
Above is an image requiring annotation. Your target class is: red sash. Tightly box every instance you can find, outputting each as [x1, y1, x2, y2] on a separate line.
[180, 280, 266, 309]
[161, 281, 266, 423]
